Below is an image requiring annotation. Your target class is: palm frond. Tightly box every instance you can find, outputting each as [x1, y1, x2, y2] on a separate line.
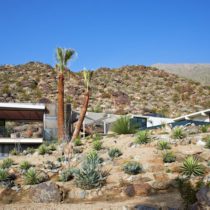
[64, 49, 75, 66]
[83, 70, 93, 91]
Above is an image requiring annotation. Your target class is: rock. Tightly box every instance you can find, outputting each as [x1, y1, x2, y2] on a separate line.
[124, 183, 152, 197]
[196, 186, 210, 206]
[38, 170, 50, 182]
[152, 173, 171, 190]
[31, 181, 63, 203]
[134, 205, 160, 210]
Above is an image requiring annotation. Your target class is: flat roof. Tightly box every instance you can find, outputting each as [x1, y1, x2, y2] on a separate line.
[0, 103, 46, 121]
[0, 103, 45, 110]
[173, 108, 210, 121]
[0, 138, 43, 144]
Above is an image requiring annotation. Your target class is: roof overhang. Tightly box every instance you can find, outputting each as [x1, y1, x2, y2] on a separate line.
[0, 103, 46, 121]
[173, 109, 210, 121]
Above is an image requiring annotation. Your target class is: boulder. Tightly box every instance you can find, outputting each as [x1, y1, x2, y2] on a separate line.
[31, 181, 63, 203]
[124, 183, 152, 197]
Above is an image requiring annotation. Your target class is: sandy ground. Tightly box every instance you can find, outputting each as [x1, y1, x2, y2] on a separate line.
[0, 191, 182, 210]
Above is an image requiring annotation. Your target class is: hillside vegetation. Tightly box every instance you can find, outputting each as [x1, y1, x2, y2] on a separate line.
[152, 64, 210, 86]
[0, 62, 210, 118]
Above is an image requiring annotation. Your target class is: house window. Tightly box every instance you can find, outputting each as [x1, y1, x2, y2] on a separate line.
[131, 117, 147, 129]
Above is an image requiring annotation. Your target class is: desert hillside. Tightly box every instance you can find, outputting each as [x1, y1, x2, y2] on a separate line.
[152, 64, 210, 86]
[0, 62, 210, 118]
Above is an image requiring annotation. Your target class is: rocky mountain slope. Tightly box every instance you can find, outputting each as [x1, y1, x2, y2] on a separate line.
[0, 62, 210, 118]
[152, 64, 210, 86]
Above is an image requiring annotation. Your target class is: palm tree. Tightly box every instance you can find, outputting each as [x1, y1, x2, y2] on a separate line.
[71, 70, 93, 141]
[56, 48, 75, 143]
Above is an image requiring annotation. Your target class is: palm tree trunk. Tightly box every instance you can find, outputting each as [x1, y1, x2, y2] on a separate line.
[57, 73, 64, 143]
[71, 91, 90, 141]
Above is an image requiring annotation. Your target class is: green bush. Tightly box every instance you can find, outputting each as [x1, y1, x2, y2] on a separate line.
[205, 136, 210, 149]
[26, 147, 35, 154]
[0, 168, 9, 181]
[157, 141, 171, 150]
[24, 168, 40, 185]
[1, 158, 14, 169]
[48, 144, 57, 151]
[123, 161, 142, 175]
[74, 138, 82, 146]
[38, 144, 50, 155]
[59, 168, 75, 182]
[10, 148, 20, 156]
[74, 156, 107, 190]
[201, 125, 208, 133]
[180, 156, 205, 177]
[162, 151, 176, 163]
[135, 130, 150, 144]
[171, 127, 186, 139]
[108, 148, 122, 159]
[20, 161, 31, 171]
[92, 140, 102, 151]
[111, 116, 136, 134]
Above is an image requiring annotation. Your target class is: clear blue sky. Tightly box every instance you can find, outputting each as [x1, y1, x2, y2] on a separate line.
[0, 0, 210, 71]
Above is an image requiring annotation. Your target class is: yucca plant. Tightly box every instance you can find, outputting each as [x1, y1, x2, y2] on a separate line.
[157, 141, 171, 150]
[38, 144, 50, 155]
[20, 161, 31, 171]
[74, 137, 82, 146]
[74, 157, 107, 190]
[180, 156, 205, 177]
[10, 148, 20, 156]
[162, 151, 176, 163]
[171, 127, 186, 139]
[59, 168, 75, 182]
[108, 148, 122, 159]
[92, 140, 102, 151]
[1, 158, 14, 169]
[26, 147, 35, 154]
[135, 130, 150, 144]
[205, 136, 210, 149]
[123, 161, 142, 175]
[0, 168, 9, 181]
[111, 116, 136, 134]
[24, 168, 40, 185]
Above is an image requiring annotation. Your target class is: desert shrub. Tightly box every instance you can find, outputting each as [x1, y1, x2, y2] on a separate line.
[157, 141, 171, 150]
[48, 144, 57, 151]
[108, 148, 122, 159]
[1, 158, 14, 169]
[180, 156, 205, 177]
[10, 148, 20, 156]
[135, 130, 150, 144]
[92, 140, 102, 151]
[201, 125, 208, 133]
[74, 137, 82, 146]
[24, 168, 40, 185]
[205, 136, 210, 149]
[162, 151, 176, 163]
[20, 161, 31, 171]
[177, 178, 198, 207]
[57, 156, 66, 162]
[26, 147, 35, 154]
[123, 161, 142, 175]
[0, 168, 9, 181]
[86, 150, 103, 165]
[74, 156, 107, 190]
[38, 144, 50, 155]
[171, 127, 186, 139]
[59, 168, 75, 182]
[111, 116, 136, 134]
[92, 133, 102, 141]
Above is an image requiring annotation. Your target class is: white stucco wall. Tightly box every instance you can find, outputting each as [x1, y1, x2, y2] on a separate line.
[146, 117, 174, 127]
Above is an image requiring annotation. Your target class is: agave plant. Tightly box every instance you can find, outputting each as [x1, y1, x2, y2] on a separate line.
[111, 116, 136, 134]
[171, 127, 186, 139]
[38, 144, 50, 155]
[108, 148, 122, 159]
[86, 150, 103, 166]
[24, 168, 40, 185]
[0, 168, 9, 181]
[180, 156, 205, 177]
[1, 158, 14, 169]
[135, 130, 150, 144]
[74, 156, 107, 190]
[92, 140, 102, 151]
[123, 161, 142, 175]
[162, 151, 176, 163]
[59, 168, 75, 182]
[157, 141, 171, 150]
[20, 161, 32, 171]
